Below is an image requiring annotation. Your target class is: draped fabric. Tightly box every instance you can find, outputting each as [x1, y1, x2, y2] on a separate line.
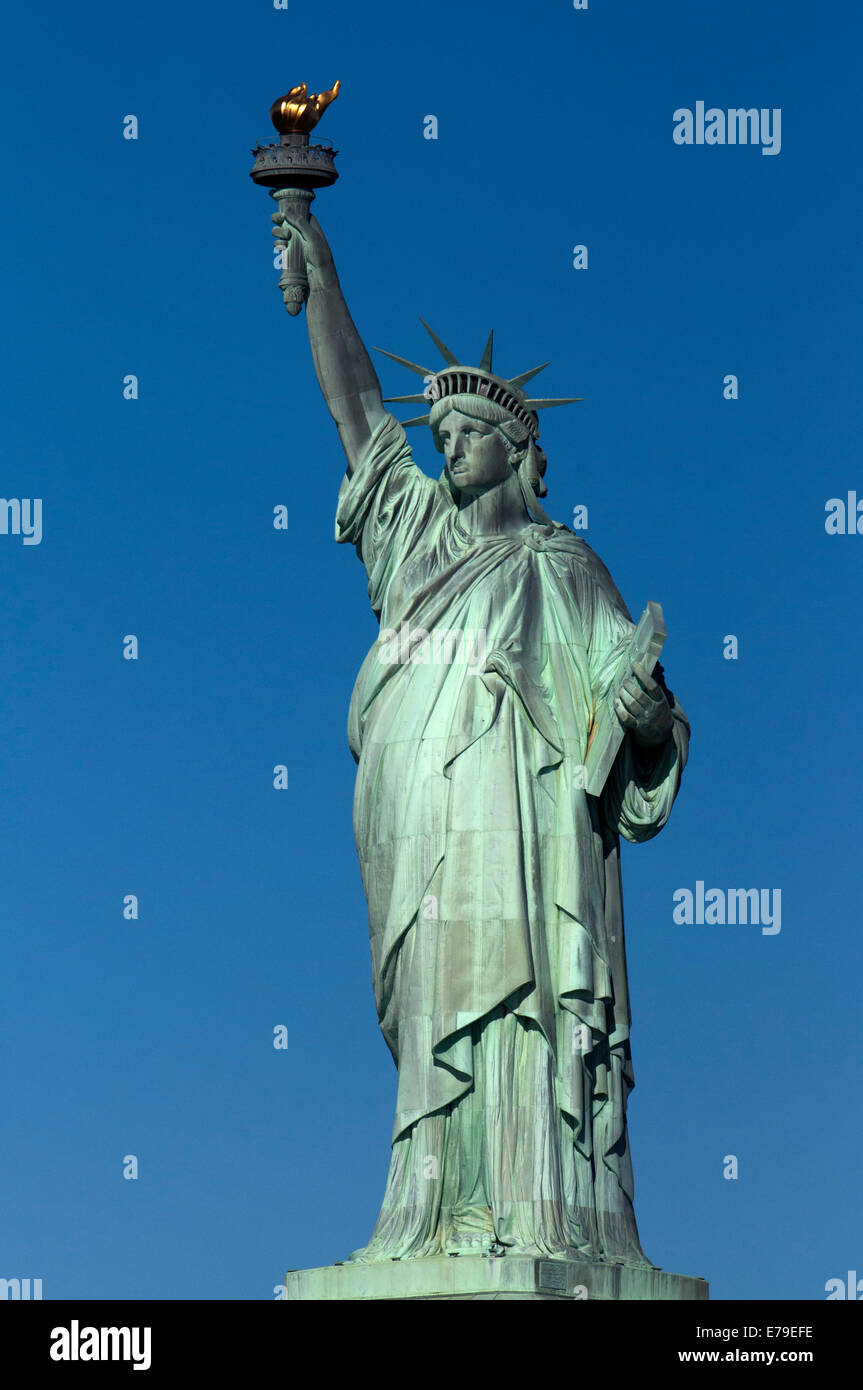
[336, 412, 690, 1262]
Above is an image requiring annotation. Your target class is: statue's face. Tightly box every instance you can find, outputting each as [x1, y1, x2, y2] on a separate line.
[437, 409, 515, 496]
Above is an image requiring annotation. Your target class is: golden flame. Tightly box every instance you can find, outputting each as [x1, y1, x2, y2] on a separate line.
[269, 81, 340, 134]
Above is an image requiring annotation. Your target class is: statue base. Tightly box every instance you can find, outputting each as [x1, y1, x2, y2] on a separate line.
[284, 1255, 709, 1301]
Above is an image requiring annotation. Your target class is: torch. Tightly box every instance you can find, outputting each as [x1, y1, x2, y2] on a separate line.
[250, 81, 340, 315]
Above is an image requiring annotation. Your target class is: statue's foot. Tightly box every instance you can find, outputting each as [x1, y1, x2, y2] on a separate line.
[347, 1242, 408, 1264]
[347, 1236, 446, 1263]
[444, 1229, 493, 1256]
[346, 1246, 376, 1264]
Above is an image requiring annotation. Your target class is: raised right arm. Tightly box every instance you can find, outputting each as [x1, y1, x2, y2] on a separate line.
[275, 211, 387, 473]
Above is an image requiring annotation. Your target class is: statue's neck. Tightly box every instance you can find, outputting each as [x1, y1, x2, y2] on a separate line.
[454, 471, 530, 537]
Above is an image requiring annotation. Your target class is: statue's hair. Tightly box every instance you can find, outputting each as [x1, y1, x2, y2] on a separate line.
[429, 393, 548, 495]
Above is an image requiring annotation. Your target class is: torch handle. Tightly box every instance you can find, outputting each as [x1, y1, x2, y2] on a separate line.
[271, 186, 315, 317]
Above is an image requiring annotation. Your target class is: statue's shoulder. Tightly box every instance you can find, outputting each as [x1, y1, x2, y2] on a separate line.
[545, 525, 631, 613]
[545, 525, 608, 577]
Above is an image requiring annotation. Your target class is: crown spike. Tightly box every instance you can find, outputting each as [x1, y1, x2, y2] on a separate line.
[419, 317, 461, 366]
[523, 397, 584, 409]
[401, 414, 432, 427]
[373, 347, 435, 378]
[479, 330, 494, 373]
[383, 393, 430, 404]
[510, 362, 550, 389]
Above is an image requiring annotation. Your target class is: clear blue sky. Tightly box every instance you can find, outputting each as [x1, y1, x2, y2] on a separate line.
[1, 0, 860, 1301]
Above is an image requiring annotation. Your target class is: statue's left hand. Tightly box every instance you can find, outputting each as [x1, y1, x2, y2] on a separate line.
[614, 661, 674, 746]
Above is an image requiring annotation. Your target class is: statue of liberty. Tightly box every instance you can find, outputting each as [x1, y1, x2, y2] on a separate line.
[276, 209, 690, 1267]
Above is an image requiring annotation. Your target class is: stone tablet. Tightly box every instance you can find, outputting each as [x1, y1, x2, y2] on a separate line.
[584, 600, 667, 796]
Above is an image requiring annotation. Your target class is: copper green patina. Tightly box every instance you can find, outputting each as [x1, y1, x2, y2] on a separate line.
[271, 207, 692, 1280]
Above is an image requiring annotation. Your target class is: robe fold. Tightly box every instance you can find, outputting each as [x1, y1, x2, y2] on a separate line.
[335, 412, 690, 1262]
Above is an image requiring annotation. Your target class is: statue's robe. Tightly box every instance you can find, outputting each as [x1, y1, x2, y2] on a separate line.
[336, 413, 690, 1262]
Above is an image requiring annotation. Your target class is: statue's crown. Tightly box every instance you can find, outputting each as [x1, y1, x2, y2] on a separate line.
[374, 320, 582, 439]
